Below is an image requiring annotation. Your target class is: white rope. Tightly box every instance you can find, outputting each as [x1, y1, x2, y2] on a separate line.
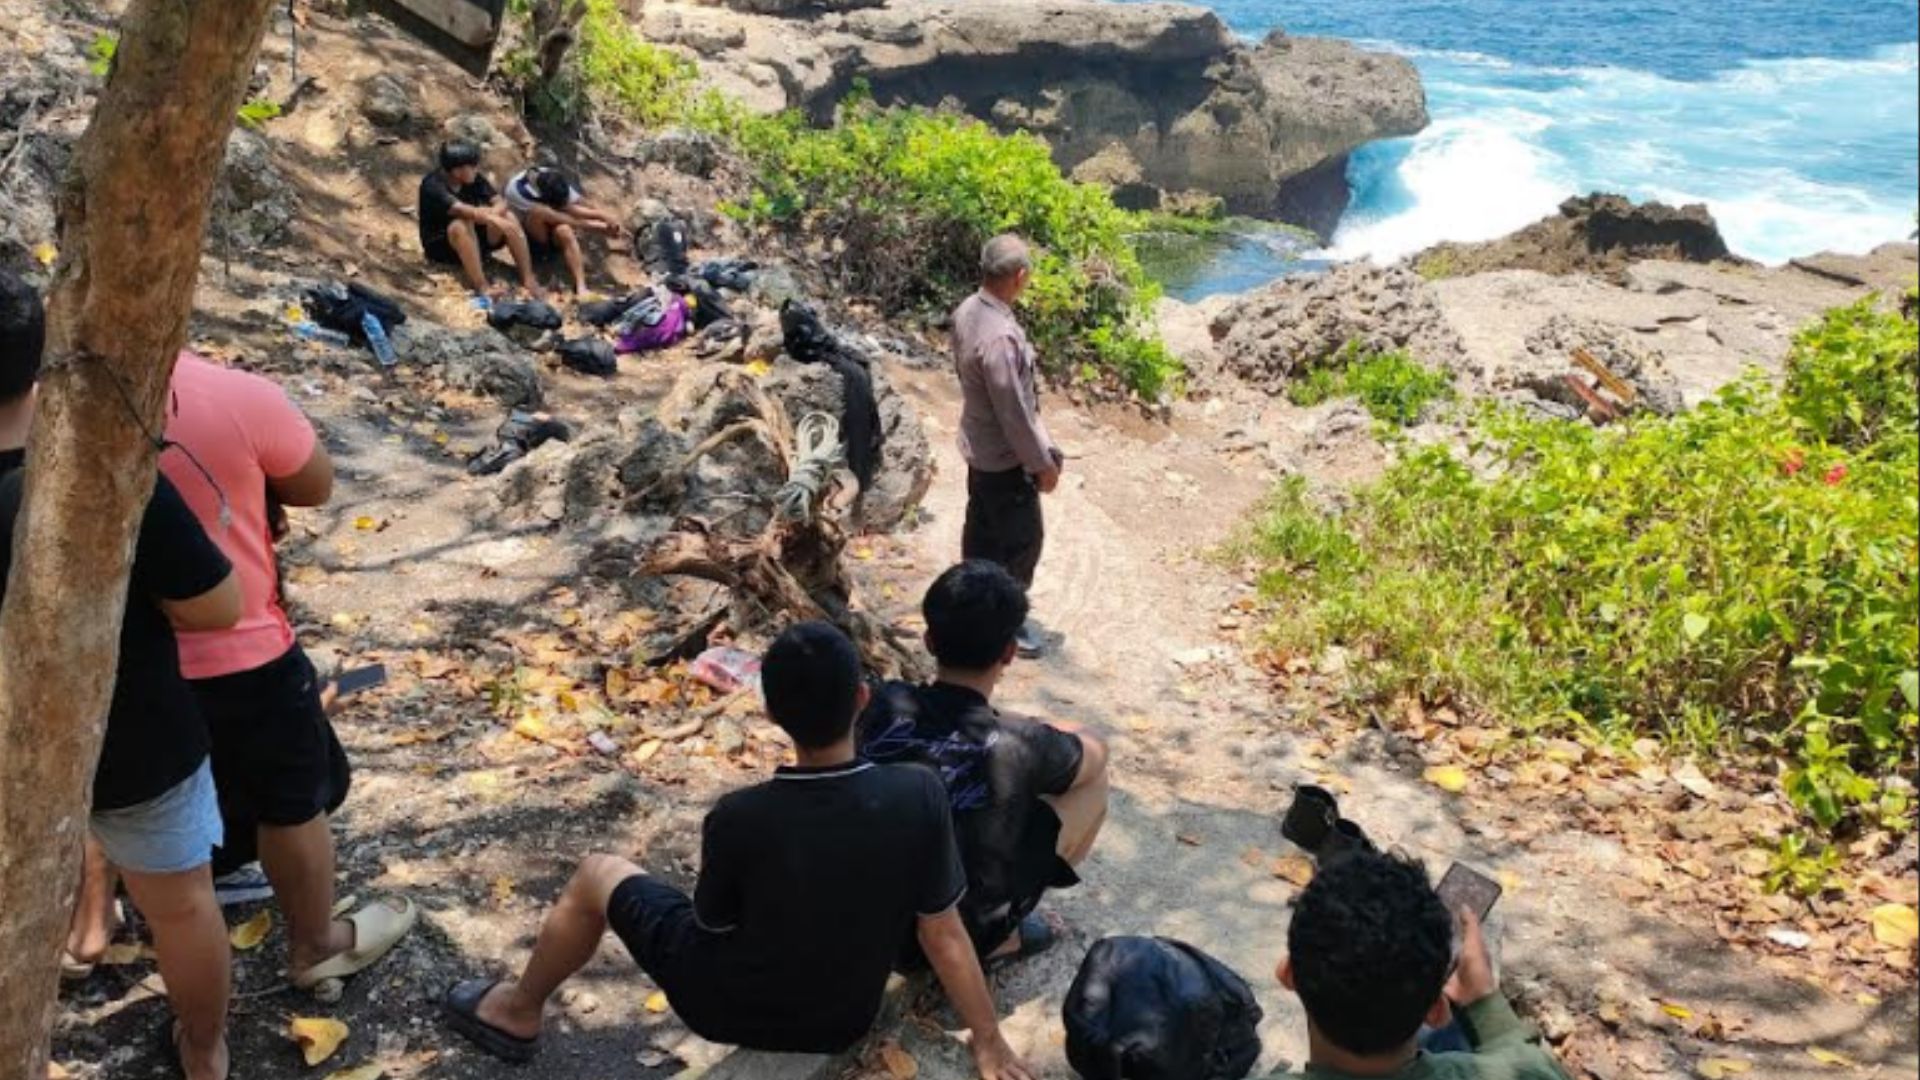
[775, 412, 845, 522]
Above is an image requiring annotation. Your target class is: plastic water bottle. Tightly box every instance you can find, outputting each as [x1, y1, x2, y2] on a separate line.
[291, 321, 352, 347]
[361, 311, 397, 368]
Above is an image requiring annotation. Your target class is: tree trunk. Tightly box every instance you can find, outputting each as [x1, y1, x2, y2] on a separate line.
[0, 0, 275, 1072]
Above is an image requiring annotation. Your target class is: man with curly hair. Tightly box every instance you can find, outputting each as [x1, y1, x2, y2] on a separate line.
[1273, 851, 1570, 1079]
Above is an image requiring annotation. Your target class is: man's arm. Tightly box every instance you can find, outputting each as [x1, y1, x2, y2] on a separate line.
[161, 570, 241, 631]
[918, 909, 1034, 1080]
[138, 475, 239, 631]
[979, 338, 1058, 481]
[268, 442, 332, 508]
[1445, 911, 1573, 1075]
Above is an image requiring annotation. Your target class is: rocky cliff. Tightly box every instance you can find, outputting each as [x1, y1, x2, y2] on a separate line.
[641, 0, 1428, 235]
[1413, 194, 1747, 284]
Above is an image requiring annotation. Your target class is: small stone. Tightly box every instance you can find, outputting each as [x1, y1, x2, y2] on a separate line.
[714, 719, 745, 755]
[361, 74, 414, 128]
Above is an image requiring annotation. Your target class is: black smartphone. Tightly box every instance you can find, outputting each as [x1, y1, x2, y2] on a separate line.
[1436, 861, 1502, 921]
[333, 664, 387, 698]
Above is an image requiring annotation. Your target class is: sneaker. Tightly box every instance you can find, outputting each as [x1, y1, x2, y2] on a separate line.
[1015, 620, 1050, 659]
[213, 863, 275, 907]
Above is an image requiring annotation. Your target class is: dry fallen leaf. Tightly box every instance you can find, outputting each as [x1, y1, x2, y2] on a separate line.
[644, 990, 670, 1014]
[1660, 1001, 1695, 1020]
[490, 876, 516, 905]
[323, 1066, 385, 1080]
[1175, 833, 1203, 847]
[880, 1041, 919, 1080]
[1697, 1058, 1752, 1079]
[352, 515, 384, 532]
[289, 1017, 350, 1067]
[1273, 855, 1316, 887]
[32, 242, 57, 267]
[229, 910, 272, 951]
[1869, 903, 1918, 949]
[1423, 764, 1471, 794]
[1805, 1047, 1856, 1068]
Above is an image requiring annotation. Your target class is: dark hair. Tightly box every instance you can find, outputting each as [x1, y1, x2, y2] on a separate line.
[439, 140, 482, 171]
[760, 621, 863, 749]
[1287, 851, 1454, 1056]
[529, 167, 576, 209]
[0, 269, 46, 403]
[923, 560, 1028, 670]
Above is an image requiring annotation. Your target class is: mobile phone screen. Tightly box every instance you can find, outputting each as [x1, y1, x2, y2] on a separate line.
[333, 664, 388, 698]
[1436, 862, 1502, 921]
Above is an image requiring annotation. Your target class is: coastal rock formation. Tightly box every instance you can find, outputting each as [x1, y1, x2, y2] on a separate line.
[1209, 263, 1473, 387]
[1415, 194, 1744, 283]
[639, 0, 1427, 234]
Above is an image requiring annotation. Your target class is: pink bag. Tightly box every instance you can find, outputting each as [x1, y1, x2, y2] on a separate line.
[614, 291, 691, 354]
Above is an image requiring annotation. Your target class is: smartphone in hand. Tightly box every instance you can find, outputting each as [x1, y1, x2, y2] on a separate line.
[1436, 861, 1503, 921]
[332, 664, 388, 698]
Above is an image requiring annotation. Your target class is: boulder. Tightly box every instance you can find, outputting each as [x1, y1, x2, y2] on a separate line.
[1505, 314, 1685, 417]
[1414, 193, 1745, 284]
[407, 323, 543, 407]
[443, 112, 506, 150]
[639, 0, 1428, 233]
[218, 128, 296, 248]
[1212, 263, 1473, 389]
[761, 357, 935, 531]
[633, 128, 725, 178]
[360, 74, 415, 129]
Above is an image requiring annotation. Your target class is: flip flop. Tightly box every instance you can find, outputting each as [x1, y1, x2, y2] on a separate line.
[444, 978, 540, 1063]
[290, 896, 418, 990]
[987, 912, 1058, 972]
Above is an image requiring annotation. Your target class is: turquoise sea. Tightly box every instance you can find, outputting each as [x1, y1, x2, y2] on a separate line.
[1123, 0, 1920, 297]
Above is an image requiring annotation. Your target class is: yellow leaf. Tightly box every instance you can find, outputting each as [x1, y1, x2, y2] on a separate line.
[606, 668, 631, 699]
[629, 739, 664, 766]
[229, 910, 272, 951]
[556, 688, 581, 712]
[490, 876, 516, 905]
[330, 612, 361, 631]
[1698, 1059, 1752, 1079]
[513, 713, 550, 741]
[353, 515, 379, 531]
[432, 431, 450, 447]
[1855, 992, 1882, 1007]
[744, 360, 771, 378]
[289, 1017, 350, 1067]
[33, 242, 57, 267]
[1273, 855, 1316, 887]
[1806, 1047, 1856, 1068]
[1423, 764, 1471, 794]
[644, 990, 670, 1013]
[1869, 903, 1918, 949]
[323, 1066, 385, 1080]
[1660, 1002, 1694, 1021]
[880, 1041, 919, 1080]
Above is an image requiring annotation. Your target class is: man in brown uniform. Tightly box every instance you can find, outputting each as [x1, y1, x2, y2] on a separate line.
[951, 235, 1062, 656]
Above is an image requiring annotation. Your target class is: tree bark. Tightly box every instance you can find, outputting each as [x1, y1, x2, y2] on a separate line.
[0, 1, 275, 1073]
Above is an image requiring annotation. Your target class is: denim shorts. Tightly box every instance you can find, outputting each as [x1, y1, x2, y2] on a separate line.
[91, 759, 223, 875]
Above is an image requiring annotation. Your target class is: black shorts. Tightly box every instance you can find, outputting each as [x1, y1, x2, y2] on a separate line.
[193, 646, 350, 831]
[422, 226, 507, 267]
[607, 876, 723, 1030]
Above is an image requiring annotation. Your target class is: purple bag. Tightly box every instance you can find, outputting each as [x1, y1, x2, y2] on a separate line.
[614, 291, 692, 354]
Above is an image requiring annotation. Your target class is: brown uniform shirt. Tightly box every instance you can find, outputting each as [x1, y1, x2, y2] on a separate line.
[951, 290, 1056, 475]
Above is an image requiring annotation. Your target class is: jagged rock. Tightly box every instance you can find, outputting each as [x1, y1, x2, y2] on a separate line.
[217, 128, 296, 248]
[360, 74, 415, 129]
[747, 265, 806, 308]
[714, 0, 883, 13]
[639, 0, 1427, 232]
[1212, 263, 1473, 389]
[1415, 193, 1744, 284]
[1505, 314, 1685, 416]
[762, 356, 935, 531]
[443, 112, 505, 150]
[498, 429, 624, 525]
[633, 128, 723, 178]
[408, 323, 543, 407]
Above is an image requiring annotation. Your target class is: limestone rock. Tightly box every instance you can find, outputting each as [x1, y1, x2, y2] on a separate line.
[360, 74, 415, 129]
[217, 129, 296, 248]
[408, 323, 543, 407]
[1415, 193, 1744, 284]
[1212, 263, 1472, 389]
[443, 112, 505, 150]
[1507, 314, 1685, 416]
[633, 128, 724, 178]
[761, 356, 935, 531]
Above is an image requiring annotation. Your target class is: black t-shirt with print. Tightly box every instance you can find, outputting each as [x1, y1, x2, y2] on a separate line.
[0, 458, 231, 810]
[857, 681, 1086, 951]
[678, 761, 967, 1052]
[417, 169, 498, 249]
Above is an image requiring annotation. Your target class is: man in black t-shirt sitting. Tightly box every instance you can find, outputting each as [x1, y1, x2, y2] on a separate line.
[0, 270, 244, 1080]
[417, 140, 541, 300]
[445, 622, 1036, 1079]
[858, 561, 1111, 965]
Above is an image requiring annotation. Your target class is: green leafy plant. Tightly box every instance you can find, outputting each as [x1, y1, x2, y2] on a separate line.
[87, 32, 117, 77]
[1238, 300, 1920, 835]
[1765, 833, 1844, 897]
[236, 97, 282, 129]
[1286, 346, 1455, 425]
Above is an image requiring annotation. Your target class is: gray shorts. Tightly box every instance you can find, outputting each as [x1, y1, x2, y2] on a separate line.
[91, 760, 223, 875]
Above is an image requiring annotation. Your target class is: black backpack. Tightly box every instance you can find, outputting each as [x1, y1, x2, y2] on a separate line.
[305, 281, 408, 342]
[1064, 937, 1265, 1080]
[639, 218, 691, 276]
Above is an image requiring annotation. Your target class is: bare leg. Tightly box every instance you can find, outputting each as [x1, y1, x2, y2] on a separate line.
[121, 866, 231, 1080]
[1047, 758, 1111, 868]
[474, 854, 639, 1040]
[445, 220, 489, 295]
[485, 217, 542, 297]
[522, 207, 587, 296]
[66, 836, 120, 964]
[259, 815, 354, 974]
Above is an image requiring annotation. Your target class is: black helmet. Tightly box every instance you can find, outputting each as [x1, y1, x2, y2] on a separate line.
[439, 140, 482, 171]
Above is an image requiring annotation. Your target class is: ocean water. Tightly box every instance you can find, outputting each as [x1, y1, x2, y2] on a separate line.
[1120, 0, 1920, 295]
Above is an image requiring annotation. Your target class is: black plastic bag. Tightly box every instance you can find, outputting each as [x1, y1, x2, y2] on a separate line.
[639, 218, 691, 276]
[467, 410, 573, 476]
[1063, 937, 1264, 1080]
[306, 280, 408, 342]
[663, 274, 734, 330]
[556, 337, 617, 377]
[489, 300, 564, 333]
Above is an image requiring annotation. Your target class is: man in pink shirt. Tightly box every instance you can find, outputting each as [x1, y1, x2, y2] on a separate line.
[159, 352, 414, 989]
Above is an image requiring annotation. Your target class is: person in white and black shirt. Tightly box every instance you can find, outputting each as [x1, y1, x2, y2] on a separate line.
[501, 165, 621, 297]
[445, 622, 1037, 1079]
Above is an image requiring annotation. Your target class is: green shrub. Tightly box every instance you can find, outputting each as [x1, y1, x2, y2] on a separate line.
[1285, 346, 1455, 425]
[1241, 301, 1920, 836]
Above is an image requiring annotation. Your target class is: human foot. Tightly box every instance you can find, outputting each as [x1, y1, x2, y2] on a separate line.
[444, 978, 542, 1062]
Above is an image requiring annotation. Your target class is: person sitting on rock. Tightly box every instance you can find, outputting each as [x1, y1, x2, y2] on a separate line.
[417, 140, 541, 301]
[502, 164, 620, 298]
[857, 560, 1110, 967]
[1269, 851, 1571, 1080]
[444, 622, 1036, 1080]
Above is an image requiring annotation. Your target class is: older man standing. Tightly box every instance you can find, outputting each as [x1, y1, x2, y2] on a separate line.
[951, 235, 1063, 657]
